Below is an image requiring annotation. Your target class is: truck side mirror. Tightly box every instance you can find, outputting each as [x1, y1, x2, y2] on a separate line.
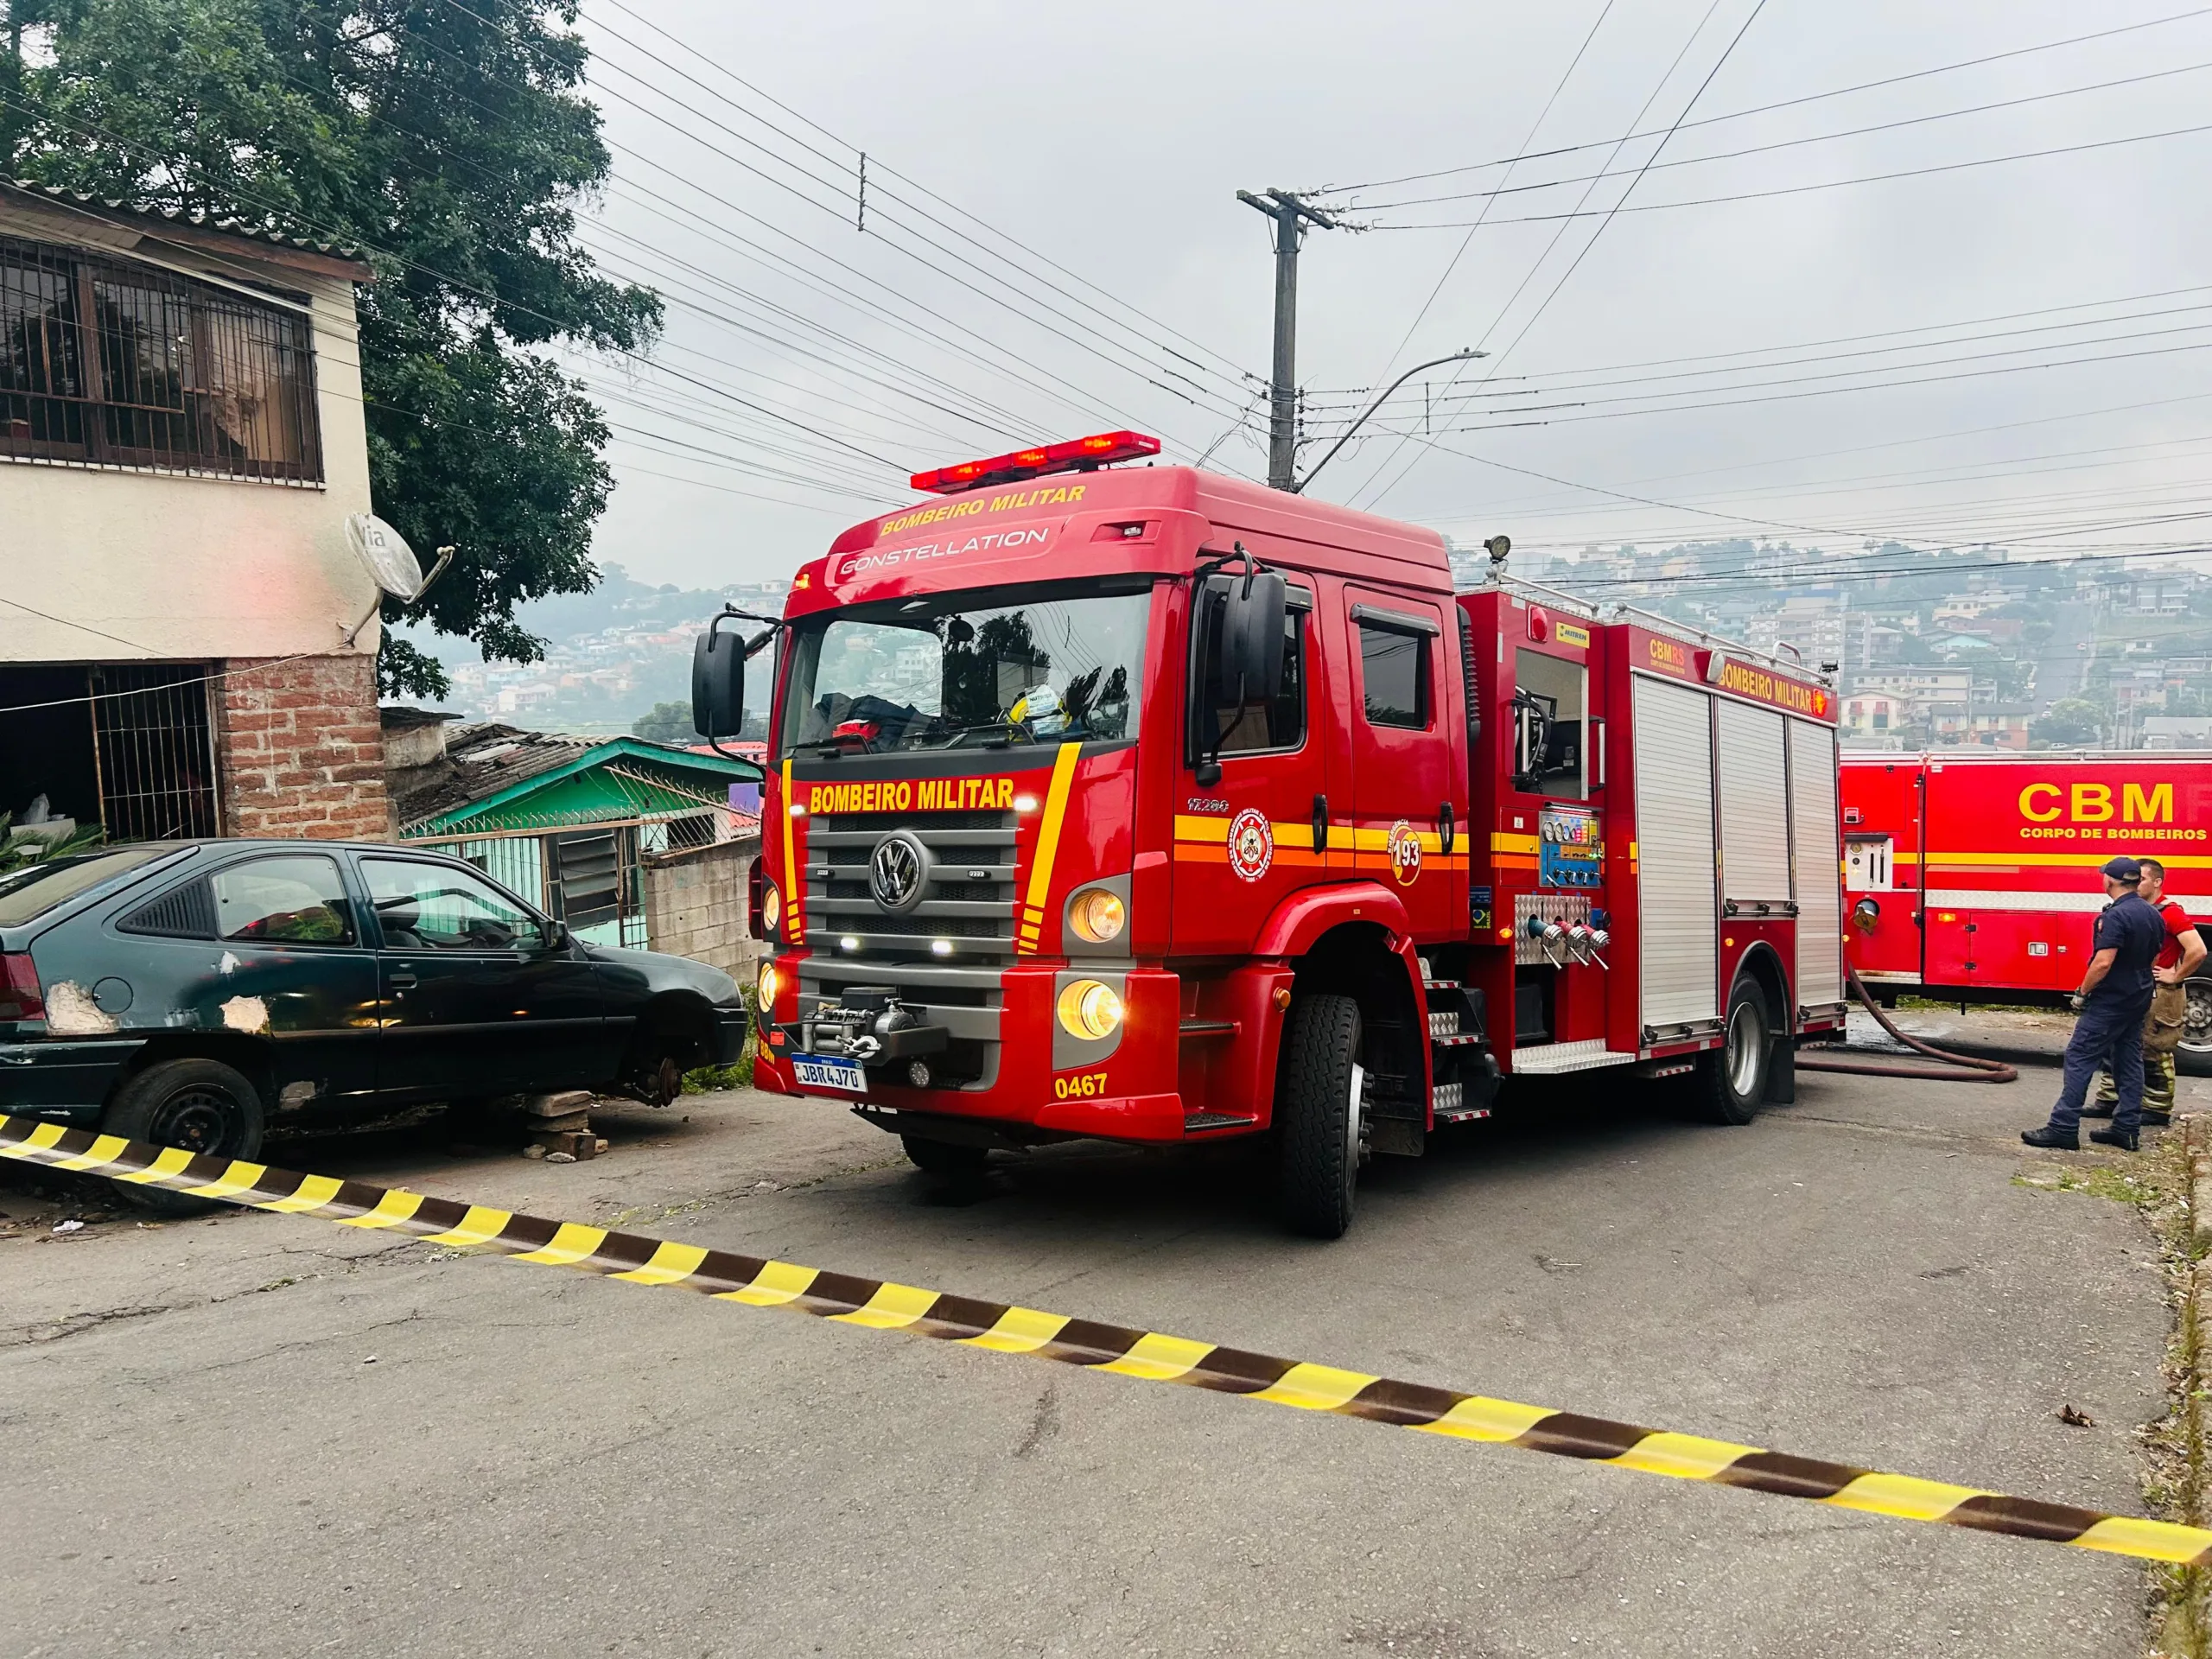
[692, 612, 746, 743]
[1221, 570, 1286, 709]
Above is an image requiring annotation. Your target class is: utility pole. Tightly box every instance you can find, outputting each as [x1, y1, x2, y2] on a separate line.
[1236, 188, 1341, 491]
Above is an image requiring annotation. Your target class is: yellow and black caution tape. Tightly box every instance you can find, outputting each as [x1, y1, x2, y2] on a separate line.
[5, 1109, 2202, 1567]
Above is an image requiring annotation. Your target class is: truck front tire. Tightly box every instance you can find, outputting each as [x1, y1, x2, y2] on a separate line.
[1696, 977, 1770, 1127]
[1276, 993, 1364, 1239]
[901, 1135, 988, 1178]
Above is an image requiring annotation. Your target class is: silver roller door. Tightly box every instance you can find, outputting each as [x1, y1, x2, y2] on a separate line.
[1789, 718, 1844, 1007]
[1715, 699, 1791, 904]
[1633, 676, 1718, 1030]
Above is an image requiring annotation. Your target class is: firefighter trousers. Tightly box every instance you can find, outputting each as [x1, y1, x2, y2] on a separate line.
[2095, 982, 2186, 1115]
[2050, 995, 2151, 1137]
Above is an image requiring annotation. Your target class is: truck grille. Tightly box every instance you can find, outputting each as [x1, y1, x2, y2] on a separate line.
[796, 804, 1018, 1092]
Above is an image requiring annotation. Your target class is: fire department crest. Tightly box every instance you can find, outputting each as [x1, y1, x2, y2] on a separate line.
[1388, 820, 1423, 887]
[1227, 807, 1274, 883]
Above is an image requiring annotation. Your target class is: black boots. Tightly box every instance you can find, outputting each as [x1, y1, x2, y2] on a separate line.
[2021, 1126, 2078, 1150]
[2091, 1126, 2141, 1152]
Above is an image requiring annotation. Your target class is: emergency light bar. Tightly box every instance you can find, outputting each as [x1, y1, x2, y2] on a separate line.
[909, 430, 1162, 495]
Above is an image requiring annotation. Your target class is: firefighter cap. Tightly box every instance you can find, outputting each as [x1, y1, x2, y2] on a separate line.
[2101, 855, 2144, 885]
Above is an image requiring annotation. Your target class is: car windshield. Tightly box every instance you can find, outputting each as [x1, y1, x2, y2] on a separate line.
[0, 844, 178, 927]
[782, 581, 1151, 756]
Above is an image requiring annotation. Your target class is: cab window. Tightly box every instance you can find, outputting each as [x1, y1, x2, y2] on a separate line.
[1513, 647, 1586, 798]
[1356, 613, 1433, 730]
[1192, 579, 1308, 755]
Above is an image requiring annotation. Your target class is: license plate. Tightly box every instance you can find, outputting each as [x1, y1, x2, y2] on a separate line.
[791, 1053, 867, 1095]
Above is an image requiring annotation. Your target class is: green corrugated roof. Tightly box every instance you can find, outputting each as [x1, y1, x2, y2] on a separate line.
[403, 739, 761, 839]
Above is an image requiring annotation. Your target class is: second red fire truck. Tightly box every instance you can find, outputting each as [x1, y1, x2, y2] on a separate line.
[1841, 751, 2212, 1071]
[696, 433, 1848, 1236]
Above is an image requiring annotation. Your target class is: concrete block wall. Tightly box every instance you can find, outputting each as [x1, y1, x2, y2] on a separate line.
[644, 833, 760, 980]
[217, 652, 389, 840]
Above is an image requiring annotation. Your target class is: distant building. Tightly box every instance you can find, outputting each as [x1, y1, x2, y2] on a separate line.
[1840, 693, 1909, 740]
[2143, 716, 2212, 750]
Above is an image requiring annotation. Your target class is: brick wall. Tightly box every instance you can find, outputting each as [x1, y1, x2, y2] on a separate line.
[644, 833, 760, 980]
[216, 651, 389, 840]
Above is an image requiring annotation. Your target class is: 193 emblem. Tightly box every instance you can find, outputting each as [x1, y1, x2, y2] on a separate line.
[1388, 820, 1423, 887]
[1227, 807, 1274, 883]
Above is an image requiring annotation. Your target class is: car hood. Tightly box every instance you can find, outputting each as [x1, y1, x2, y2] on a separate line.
[582, 944, 743, 1005]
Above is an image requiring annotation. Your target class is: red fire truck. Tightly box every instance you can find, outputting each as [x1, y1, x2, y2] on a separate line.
[1840, 751, 2212, 1071]
[694, 434, 1848, 1235]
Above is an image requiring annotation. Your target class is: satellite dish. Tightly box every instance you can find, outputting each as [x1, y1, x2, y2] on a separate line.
[346, 512, 425, 600]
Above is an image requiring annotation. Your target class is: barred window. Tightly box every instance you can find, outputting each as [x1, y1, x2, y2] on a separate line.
[1, 232, 323, 483]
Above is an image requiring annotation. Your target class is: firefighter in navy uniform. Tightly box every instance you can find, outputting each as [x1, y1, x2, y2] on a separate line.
[2089, 855, 2207, 1128]
[2024, 856, 2167, 1154]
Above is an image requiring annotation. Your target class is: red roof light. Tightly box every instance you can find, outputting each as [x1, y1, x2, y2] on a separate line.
[910, 430, 1161, 495]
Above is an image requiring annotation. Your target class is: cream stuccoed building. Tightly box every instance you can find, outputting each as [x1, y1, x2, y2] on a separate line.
[0, 177, 388, 842]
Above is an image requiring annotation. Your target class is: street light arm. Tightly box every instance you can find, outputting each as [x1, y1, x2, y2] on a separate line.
[1290, 349, 1484, 495]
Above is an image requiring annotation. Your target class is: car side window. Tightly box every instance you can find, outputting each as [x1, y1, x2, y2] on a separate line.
[212, 855, 355, 945]
[363, 859, 546, 953]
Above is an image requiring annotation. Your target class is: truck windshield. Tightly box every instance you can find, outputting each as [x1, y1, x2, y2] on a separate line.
[783, 581, 1151, 755]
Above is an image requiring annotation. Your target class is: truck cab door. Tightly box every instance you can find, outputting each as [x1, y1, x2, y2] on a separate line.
[1170, 575, 1328, 957]
[1339, 588, 1457, 943]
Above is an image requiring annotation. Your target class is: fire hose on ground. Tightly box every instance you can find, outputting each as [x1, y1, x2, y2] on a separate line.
[1795, 967, 2019, 1085]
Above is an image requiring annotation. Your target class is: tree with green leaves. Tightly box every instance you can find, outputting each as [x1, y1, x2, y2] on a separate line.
[1, 0, 658, 700]
[631, 700, 702, 746]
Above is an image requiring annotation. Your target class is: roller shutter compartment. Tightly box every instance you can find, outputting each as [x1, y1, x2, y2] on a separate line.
[1789, 718, 1844, 1007]
[1715, 699, 1791, 905]
[1633, 677, 1718, 1031]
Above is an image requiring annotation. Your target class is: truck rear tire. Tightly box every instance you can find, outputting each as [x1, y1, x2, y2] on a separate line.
[901, 1135, 988, 1178]
[2180, 978, 2212, 1077]
[1695, 977, 1770, 1127]
[99, 1057, 267, 1217]
[1276, 993, 1363, 1240]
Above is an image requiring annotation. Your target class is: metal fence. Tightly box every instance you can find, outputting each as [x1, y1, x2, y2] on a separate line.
[1, 232, 323, 482]
[90, 664, 222, 841]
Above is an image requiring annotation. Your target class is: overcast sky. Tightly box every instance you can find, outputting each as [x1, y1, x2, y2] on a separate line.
[563, 0, 2212, 590]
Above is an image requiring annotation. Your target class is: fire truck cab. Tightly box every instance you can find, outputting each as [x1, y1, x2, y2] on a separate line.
[697, 437, 1847, 1236]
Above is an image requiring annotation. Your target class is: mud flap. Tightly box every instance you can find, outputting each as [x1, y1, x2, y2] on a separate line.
[1764, 1036, 1796, 1105]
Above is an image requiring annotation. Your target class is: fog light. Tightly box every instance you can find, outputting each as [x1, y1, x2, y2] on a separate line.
[1067, 887, 1126, 944]
[840, 935, 860, 952]
[762, 882, 783, 933]
[1056, 978, 1123, 1040]
[757, 959, 781, 1009]
[931, 938, 953, 957]
[907, 1059, 932, 1088]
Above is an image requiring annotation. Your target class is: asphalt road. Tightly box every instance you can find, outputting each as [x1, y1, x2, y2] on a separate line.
[0, 1027, 2189, 1658]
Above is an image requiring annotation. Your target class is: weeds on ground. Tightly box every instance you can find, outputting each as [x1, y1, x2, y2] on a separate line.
[681, 988, 758, 1094]
[2014, 1165, 2162, 1205]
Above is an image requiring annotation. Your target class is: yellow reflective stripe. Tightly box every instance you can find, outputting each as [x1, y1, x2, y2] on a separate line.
[1491, 832, 1540, 854]
[261, 1174, 346, 1215]
[1825, 1471, 1986, 1522]
[512, 1222, 609, 1265]
[336, 1188, 424, 1229]
[716, 1259, 818, 1306]
[51, 1133, 132, 1172]
[114, 1146, 199, 1185]
[2072, 1515, 2212, 1563]
[831, 1281, 939, 1329]
[1250, 1362, 1378, 1411]
[1022, 742, 1084, 917]
[612, 1241, 709, 1285]
[1416, 1396, 1557, 1444]
[1608, 1432, 1764, 1481]
[1095, 1331, 1214, 1381]
[962, 1306, 1069, 1353]
[1173, 814, 1229, 843]
[420, 1205, 513, 1249]
[182, 1160, 269, 1200]
[781, 760, 803, 943]
[1929, 851, 2212, 869]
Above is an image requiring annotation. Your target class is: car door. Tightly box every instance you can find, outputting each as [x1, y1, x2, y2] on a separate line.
[1339, 588, 1458, 942]
[1170, 573, 1331, 957]
[202, 851, 381, 1110]
[359, 855, 613, 1100]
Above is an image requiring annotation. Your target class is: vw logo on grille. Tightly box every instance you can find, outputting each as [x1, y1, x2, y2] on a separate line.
[868, 830, 931, 913]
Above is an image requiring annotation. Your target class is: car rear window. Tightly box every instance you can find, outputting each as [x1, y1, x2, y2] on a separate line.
[0, 845, 178, 926]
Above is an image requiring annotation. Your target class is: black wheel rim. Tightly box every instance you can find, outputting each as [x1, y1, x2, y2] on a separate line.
[148, 1083, 248, 1158]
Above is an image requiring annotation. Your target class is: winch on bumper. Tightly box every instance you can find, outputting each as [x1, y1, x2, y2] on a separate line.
[781, 986, 948, 1082]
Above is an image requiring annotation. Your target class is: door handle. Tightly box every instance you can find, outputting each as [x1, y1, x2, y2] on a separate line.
[387, 971, 418, 989]
[1440, 801, 1455, 856]
[1312, 793, 1329, 855]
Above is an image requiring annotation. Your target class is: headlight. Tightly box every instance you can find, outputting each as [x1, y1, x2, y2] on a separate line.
[762, 881, 783, 933]
[1056, 978, 1123, 1040]
[1067, 887, 1126, 944]
[757, 959, 782, 1010]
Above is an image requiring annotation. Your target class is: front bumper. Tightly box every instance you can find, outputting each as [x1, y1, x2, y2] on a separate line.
[757, 964, 1209, 1142]
[712, 1004, 753, 1065]
[0, 1037, 145, 1125]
